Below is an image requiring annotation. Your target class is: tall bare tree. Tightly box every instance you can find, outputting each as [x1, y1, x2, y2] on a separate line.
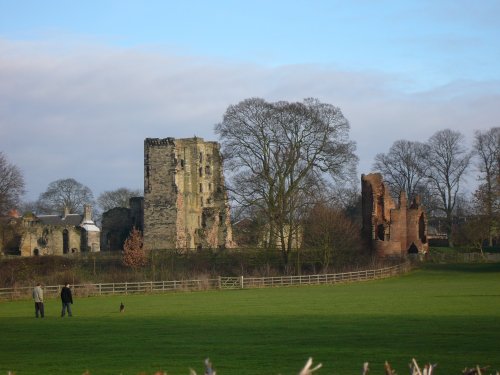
[473, 127, 500, 246]
[0, 152, 25, 215]
[373, 140, 427, 201]
[215, 98, 357, 264]
[423, 129, 472, 246]
[37, 178, 94, 214]
[97, 187, 142, 212]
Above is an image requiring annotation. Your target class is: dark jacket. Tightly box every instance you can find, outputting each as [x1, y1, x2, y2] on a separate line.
[61, 286, 73, 304]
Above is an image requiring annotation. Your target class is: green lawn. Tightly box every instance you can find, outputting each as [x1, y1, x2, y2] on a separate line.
[0, 263, 499, 375]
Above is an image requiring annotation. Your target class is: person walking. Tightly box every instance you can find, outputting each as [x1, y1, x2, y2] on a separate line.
[60, 282, 73, 317]
[32, 283, 44, 318]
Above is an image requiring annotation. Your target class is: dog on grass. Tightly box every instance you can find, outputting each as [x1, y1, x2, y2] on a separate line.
[120, 302, 125, 313]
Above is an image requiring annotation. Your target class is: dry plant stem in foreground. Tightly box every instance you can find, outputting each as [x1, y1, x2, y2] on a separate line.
[10, 358, 500, 375]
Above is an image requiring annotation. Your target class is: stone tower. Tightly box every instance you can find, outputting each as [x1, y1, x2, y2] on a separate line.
[143, 137, 234, 250]
[361, 173, 428, 256]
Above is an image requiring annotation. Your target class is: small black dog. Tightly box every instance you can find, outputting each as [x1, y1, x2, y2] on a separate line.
[120, 302, 125, 313]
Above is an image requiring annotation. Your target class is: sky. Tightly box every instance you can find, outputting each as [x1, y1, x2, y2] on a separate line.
[1, 0, 499, 204]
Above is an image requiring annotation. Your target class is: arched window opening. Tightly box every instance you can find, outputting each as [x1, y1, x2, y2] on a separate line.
[408, 243, 419, 254]
[63, 229, 69, 254]
[377, 224, 385, 241]
[419, 214, 427, 243]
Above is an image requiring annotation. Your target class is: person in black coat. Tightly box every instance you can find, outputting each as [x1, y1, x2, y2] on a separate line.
[60, 283, 73, 317]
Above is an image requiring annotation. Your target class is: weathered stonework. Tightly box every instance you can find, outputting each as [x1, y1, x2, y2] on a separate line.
[3, 205, 101, 256]
[100, 197, 144, 251]
[361, 173, 428, 256]
[144, 137, 235, 250]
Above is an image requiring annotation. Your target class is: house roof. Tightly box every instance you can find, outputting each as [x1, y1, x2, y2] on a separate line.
[37, 214, 84, 226]
[80, 220, 100, 232]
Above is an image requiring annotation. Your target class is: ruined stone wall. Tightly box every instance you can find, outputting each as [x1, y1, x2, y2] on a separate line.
[20, 225, 81, 256]
[129, 197, 144, 230]
[144, 138, 179, 249]
[144, 137, 234, 250]
[361, 173, 428, 256]
[101, 198, 144, 251]
[101, 207, 134, 251]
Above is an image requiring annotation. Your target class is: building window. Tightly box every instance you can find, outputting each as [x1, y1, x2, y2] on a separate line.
[208, 183, 212, 191]
[180, 159, 185, 168]
[199, 152, 203, 163]
[199, 183, 203, 193]
[205, 166, 211, 175]
[199, 167, 203, 177]
[200, 197, 204, 206]
[63, 229, 69, 254]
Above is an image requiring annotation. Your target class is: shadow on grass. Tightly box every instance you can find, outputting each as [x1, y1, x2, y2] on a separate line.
[421, 263, 500, 273]
[0, 314, 499, 375]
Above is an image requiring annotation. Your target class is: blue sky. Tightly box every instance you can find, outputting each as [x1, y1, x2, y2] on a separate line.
[1, 1, 499, 204]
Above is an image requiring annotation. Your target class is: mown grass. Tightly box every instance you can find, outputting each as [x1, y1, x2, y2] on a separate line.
[0, 263, 499, 375]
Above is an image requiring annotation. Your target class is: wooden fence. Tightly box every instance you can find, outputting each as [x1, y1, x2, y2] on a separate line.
[0, 262, 410, 300]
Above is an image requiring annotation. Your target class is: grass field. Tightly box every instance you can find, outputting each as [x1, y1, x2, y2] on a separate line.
[0, 263, 499, 375]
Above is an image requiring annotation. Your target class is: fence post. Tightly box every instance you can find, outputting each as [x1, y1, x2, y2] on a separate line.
[240, 276, 244, 289]
[218, 276, 222, 289]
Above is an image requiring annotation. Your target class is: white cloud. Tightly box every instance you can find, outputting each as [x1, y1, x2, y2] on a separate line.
[1, 38, 498, 201]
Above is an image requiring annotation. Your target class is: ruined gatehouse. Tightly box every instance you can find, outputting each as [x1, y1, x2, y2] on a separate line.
[143, 137, 235, 250]
[361, 173, 428, 256]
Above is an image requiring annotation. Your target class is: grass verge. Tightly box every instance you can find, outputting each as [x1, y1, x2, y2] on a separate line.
[0, 263, 499, 374]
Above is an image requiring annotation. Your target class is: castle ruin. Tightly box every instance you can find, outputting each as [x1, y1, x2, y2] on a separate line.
[143, 137, 234, 250]
[361, 173, 428, 256]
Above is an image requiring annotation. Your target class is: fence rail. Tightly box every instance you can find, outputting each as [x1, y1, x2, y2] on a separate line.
[0, 263, 411, 300]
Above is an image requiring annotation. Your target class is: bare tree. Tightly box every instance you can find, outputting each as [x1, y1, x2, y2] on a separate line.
[37, 178, 94, 214]
[0, 152, 25, 215]
[473, 127, 500, 246]
[215, 98, 358, 264]
[423, 129, 472, 246]
[373, 140, 427, 201]
[98, 187, 142, 212]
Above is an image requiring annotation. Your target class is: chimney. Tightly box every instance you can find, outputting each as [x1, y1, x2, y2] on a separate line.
[83, 204, 92, 222]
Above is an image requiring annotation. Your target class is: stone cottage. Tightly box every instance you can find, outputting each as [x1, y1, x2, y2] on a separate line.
[16, 204, 100, 256]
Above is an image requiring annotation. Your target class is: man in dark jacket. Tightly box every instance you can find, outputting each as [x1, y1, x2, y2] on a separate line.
[60, 283, 73, 317]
